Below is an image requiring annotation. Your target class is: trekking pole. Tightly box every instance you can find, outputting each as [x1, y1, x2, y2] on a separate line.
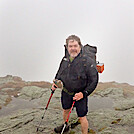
[61, 101, 75, 134]
[36, 79, 63, 132]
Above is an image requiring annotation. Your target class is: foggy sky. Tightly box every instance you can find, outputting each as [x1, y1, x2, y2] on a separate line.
[0, 0, 134, 85]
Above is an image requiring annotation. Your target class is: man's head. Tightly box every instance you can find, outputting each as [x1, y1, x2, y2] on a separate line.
[66, 35, 82, 58]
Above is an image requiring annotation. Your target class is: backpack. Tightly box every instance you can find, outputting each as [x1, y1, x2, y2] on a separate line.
[82, 44, 97, 62]
[83, 44, 104, 73]
[64, 44, 104, 73]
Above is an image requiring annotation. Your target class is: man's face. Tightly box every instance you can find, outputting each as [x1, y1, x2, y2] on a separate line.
[67, 40, 81, 58]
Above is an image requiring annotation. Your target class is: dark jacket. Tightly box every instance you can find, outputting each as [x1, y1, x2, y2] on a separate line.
[55, 50, 98, 97]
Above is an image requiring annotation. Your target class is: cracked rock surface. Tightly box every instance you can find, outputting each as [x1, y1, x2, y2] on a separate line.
[0, 76, 134, 134]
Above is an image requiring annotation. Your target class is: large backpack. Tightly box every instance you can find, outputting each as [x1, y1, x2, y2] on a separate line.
[82, 44, 97, 63]
[64, 44, 104, 73]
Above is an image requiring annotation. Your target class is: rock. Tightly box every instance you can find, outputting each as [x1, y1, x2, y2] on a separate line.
[98, 127, 130, 134]
[0, 94, 10, 105]
[0, 75, 51, 90]
[0, 75, 51, 109]
[118, 108, 134, 126]
[0, 75, 22, 85]
[114, 99, 134, 111]
[0, 81, 26, 90]
[0, 76, 134, 134]
[0, 109, 39, 134]
[18, 86, 48, 100]
[87, 108, 134, 134]
[26, 81, 51, 88]
[95, 88, 124, 100]
[1, 88, 16, 91]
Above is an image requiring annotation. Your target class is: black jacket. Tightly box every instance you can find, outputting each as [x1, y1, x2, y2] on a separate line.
[55, 50, 98, 97]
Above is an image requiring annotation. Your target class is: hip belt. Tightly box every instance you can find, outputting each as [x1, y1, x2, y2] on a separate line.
[63, 87, 75, 96]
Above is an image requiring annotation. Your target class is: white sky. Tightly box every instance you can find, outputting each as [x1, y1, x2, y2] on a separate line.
[0, 0, 134, 85]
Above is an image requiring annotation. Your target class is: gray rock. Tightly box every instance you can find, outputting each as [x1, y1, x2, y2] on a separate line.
[114, 99, 134, 111]
[1, 76, 134, 134]
[95, 88, 124, 100]
[0, 94, 9, 105]
[1, 88, 15, 91]
[98, 127, 130, 134]
[18, 86, 48, 100]
[118, 108, 134, 126]
[0, 109, 39, 134]
[0, 75, 22, 85]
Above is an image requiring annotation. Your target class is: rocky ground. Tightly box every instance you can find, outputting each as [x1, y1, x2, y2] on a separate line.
[0, 75, 134, 134]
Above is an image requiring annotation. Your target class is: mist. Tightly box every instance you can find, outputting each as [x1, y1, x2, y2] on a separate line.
[0, 0, 134, 85]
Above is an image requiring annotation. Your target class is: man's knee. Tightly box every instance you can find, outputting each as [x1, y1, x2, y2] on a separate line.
[79, 116, 88, 122]
[63, 109, 70, 114]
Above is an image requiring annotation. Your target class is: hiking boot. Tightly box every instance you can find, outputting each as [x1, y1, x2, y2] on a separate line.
[54, 124, 69, 133]
[70, 119, 80, 129]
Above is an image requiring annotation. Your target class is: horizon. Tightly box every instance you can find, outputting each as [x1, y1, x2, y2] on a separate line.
[0, 0, 134, 86]
[1, 74, 134, 87]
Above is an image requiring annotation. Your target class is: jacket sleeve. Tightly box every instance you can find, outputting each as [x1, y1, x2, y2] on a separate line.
[55, 58, 64, 80]
[82, 59, 99, 97]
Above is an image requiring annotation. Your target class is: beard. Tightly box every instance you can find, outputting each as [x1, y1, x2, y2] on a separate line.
[69, 51, 79, 58]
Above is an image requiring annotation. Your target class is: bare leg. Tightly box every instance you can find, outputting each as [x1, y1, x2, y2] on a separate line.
[79, 116, 88, 134]
[63, 109, 70, 122]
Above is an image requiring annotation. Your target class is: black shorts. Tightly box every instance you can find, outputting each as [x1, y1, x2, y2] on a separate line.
[61, 90, 88, 117]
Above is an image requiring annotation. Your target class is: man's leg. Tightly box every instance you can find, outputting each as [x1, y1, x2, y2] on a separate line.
[79, 116, 88, 134]
[63, 109, 71, 122]
[75, 96, 88, 134]
[54, 109, 70, 133]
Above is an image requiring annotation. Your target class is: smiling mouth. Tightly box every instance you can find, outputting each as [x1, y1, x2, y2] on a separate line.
[70, 52, 78, 57]
[71, 50, 77, 53]
[71, 52, 77, 55]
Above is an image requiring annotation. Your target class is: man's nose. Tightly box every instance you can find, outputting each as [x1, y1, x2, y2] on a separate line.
[71, 46, 75, 49]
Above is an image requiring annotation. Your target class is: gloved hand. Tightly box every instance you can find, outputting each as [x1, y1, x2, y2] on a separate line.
[53, 79, 63, 89]
[51, 79, 63, 91]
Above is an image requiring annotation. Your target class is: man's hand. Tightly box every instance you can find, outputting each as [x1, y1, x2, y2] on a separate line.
[73, 92, 83, 101]
[53, 79, 63, 89]
[51, 79, 63, 91]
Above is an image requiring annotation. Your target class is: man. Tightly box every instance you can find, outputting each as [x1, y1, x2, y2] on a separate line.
[52, 35, 98, 134]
